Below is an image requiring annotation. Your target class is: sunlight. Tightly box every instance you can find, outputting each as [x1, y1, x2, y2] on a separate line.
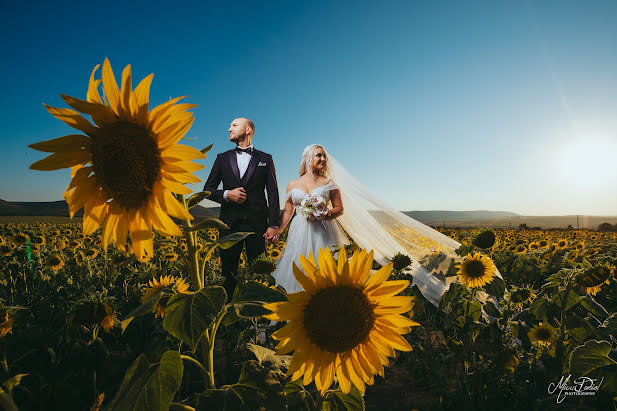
[553, 137, 617, 189]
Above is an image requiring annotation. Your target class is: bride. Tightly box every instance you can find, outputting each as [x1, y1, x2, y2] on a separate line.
[271, 144, 464, 307]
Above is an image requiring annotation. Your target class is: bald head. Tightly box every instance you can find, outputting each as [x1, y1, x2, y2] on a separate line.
[228, 117, 255, 146]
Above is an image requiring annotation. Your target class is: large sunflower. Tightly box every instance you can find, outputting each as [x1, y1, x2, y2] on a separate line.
[455, 252, 497, 288]
[263, 247, 418, 395]
[528, 322, 556, 348]
[29, 58, 205, 261]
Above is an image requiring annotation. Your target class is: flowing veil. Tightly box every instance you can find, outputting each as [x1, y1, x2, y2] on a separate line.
[327, 154, 464, 307]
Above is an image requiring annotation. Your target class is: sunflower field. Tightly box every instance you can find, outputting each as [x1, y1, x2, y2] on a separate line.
[0, 223, 616, 410]
[7, 59, 616, 410]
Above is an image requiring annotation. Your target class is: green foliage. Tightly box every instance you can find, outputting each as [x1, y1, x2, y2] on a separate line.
[108, 351, 183, 411]
[163, 286, 227, 351]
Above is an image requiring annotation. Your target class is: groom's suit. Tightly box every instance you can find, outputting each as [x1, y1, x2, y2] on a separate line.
[203, 147, 280, 296]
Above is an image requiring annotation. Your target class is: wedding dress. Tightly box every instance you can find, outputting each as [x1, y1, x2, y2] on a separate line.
[271, 152, 502, 307]
[271, 181, 349, 293]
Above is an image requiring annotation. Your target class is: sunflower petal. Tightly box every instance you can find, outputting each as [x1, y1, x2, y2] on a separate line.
[87, 64, 102, 104]
[30, 150, 90, 171]
[160, 144, 207, 161]
[29, 134, 90, 153]
[61, 94, 117, 126]
[43, 104, 96, 134]
[120, 64, 132, 118]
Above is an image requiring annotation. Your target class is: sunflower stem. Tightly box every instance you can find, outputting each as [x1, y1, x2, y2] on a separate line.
[180, 354, 211, 383]
[178, 194, 202, 290]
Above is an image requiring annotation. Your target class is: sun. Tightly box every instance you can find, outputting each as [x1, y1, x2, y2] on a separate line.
[553, 138, 617, 190]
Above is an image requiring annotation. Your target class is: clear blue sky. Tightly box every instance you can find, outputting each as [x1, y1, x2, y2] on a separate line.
[1, 0, 616, 215]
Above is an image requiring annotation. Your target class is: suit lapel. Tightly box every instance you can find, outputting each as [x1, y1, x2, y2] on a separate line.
[228, 150, 241, 183]
[241, 150, 260, 185]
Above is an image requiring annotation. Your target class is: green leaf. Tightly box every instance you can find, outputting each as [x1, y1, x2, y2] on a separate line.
[599, 313, 617, 338]
[483, 301, 501, 319]
[579, 295, 609, 320]
[227, 281, 286, 319]
[217, 232, 254, 249]
[551, 289, 579, 311]
[187, 191, 211, 209]
[186, 217, 229, 232]
[121, 288, 174, 333]
[284, 380, 315, 411]
[107, 351, 183, 411]
[196, 360, 286, 411]
[246, 343, 291, 372]
[569, 340, 617, 377]
[463, 300, 482, 322]
[200, 143, 214, 155]
[529, 296, 549, 321]
[322, 386, 365, 411]
[163, 286, 227, 351]
[485, 276, 505, 297]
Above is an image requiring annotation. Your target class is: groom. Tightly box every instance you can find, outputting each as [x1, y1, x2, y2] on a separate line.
[203, 118, 280, 298]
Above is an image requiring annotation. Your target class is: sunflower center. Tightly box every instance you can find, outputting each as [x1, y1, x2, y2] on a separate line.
[465, 260, 486, 278]
[303, 285, 375, 353]
[90, 121, 160, 209]
[535, 328, 552, 340]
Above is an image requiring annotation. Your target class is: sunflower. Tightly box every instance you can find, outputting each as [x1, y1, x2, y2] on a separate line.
[263, 247, 418, 395]
[84, 248, 99, 259]
[70, 240, 83, 249]
[29, 58, 205, 262]
[11, 233, 29, 247]
[63, 229, 73, 236]
[51, 230, 61, 237]
[555, 239, 568, 250]
[251, 255, 277, 275]
[538, 239, 549, 248]
[0, 312, 13, 338]
[528, 322, 556, 347]
[277, 240, 287, 250]
[0, 245, 13, 257]
[45, 255, 65, 271]
[100, 308, 115, 332]
[509, 286, 537, 310]
[528, 241, 540, 251]
[240, 252, 247, 268]
[269, 249, 281, 260]
[163, 252, 179, 262]
[455, 252, 497, 288]
[514, 244, 528, 254]
[141, 275, 190, 318]
[577, 264, 614, 295]
[32, 235, 46, 246]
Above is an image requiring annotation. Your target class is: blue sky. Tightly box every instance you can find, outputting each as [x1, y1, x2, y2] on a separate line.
[1, 0, 616, 215]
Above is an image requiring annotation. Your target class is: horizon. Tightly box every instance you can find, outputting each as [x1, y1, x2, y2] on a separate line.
[1, 1, 616, 215]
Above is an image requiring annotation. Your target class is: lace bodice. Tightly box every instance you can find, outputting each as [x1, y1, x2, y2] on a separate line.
[286, 181, 338, 206]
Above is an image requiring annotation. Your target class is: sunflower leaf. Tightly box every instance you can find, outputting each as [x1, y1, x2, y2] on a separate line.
[196, 360, 286, 411]
[551, 289, 579, 311]
[322, 386, 365, 411]
[200, 143, 214, 155]
[569, 340, 616, 372]
[216, 232, 254, 249]
[227, 281, 286, 318]
[121, 287, 174, 333]
[484, 276, 505, 297]
[163, 286, 227, 352]
[185, 217, 229, 232]
[107, 350, 183, 411]
[284, 379, 315, 411]
[579, 295, 609, 320]
[187, 191, 211, 209]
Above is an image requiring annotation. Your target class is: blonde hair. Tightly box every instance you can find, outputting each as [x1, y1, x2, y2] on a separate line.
[299, 144, 330, 179]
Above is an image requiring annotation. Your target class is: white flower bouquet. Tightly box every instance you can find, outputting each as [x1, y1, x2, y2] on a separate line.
[297, 194, 329, 220]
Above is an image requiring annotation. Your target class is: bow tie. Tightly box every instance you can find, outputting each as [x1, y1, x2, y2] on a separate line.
[235, 146, 253, 154]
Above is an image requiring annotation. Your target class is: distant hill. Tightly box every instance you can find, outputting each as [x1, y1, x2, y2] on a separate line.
[0, 198, 220, 219]
[1, 199, 615, 229]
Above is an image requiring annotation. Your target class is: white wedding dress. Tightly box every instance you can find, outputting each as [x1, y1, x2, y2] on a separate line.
[271, 152, 503, 307]
[271, 181, 349, 293]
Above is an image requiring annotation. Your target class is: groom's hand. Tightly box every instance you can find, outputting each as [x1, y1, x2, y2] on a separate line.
[227, 187, 247, 203]
[264, 227, 279, 245]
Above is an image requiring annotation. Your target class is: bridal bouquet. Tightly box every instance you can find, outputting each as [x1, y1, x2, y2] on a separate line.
[298, 194, 329, 220]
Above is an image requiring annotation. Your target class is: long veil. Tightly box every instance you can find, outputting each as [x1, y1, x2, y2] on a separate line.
[328, 154, 464, 307]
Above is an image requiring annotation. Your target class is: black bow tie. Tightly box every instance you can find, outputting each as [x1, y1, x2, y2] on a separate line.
[235, 146, 253, 154]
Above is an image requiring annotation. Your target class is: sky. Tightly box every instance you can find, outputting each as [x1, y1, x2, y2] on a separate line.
[1, 0, 616, 216]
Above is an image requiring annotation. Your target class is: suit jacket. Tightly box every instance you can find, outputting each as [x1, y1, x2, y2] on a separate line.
[203, 148, 280, 233]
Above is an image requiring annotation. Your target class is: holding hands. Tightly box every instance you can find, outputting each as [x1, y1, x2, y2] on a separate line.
[265, 226, 280, 245]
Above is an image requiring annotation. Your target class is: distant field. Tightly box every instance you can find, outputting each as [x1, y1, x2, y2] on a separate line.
[0, 216, 82, 224]
[2, 214, 616, 229]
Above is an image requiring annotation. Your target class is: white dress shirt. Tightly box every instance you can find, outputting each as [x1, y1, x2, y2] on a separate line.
[223, 145, 253, 200]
